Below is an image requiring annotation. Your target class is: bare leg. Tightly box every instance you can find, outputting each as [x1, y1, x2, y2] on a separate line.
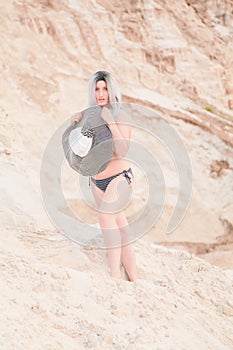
[91, 175, 137, 280]
[91, 178, 123, 278]
[116, 211, 137, 281]
[98, 211, 122, 279]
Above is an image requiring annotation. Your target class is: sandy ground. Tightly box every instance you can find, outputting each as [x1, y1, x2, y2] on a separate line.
[1, 1, 233, 348]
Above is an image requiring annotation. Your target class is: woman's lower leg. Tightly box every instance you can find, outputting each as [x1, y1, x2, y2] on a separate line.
[116, 211, 137, 281]
[121, 244, 137, 281]
[98, 212, 122, 278]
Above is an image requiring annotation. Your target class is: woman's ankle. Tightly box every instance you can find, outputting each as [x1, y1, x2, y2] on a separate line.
[124, 268, 137, 282]
[110, 271, 121, 279]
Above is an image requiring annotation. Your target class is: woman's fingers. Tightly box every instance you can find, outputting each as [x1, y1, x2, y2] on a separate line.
[70, 112, 83, 124]
[101, 107, 114, 124]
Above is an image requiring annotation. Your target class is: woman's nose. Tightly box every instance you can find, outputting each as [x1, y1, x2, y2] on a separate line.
[99, 89, 103, 96]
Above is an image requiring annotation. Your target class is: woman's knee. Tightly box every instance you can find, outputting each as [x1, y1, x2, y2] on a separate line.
[98, 211, 107, 226]
[116, 211, 128, 228]
[98, 211, 116, 228]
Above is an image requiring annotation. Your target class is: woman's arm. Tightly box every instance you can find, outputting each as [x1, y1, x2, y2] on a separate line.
[101, 107, 131, 158]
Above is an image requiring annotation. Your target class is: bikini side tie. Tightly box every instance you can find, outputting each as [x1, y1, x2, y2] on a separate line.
[122, 169, 133, 184]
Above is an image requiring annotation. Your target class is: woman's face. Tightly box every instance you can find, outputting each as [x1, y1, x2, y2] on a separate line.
[95, 80, 109, 106]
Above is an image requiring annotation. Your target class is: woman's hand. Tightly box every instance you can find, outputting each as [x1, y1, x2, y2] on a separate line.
[101, 107, 115, 125]
[70, 112, 83, 124]
[101, 107, 131, 158]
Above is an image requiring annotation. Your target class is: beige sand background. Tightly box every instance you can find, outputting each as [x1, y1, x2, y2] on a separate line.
[0, 1, 233, 349]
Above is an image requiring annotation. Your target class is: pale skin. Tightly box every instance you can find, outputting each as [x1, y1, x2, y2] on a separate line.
[72, 80, 137, 281]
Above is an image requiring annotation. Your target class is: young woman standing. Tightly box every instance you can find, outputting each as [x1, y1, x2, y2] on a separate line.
[72, 71, 137, 281]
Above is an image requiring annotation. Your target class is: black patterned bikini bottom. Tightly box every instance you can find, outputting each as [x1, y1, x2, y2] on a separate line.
[90, 168, 133, 192]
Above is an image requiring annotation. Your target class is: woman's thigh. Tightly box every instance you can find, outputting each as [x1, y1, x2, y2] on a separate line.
[90, 181, 104, 208]
[99, 174, 133, 215]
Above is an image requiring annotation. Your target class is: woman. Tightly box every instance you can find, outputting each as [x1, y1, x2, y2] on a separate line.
[72, 71, 137, 281]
